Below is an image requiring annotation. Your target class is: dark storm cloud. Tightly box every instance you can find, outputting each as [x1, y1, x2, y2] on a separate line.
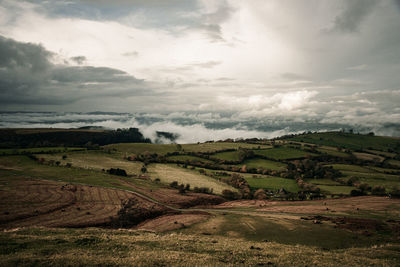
[331, 0, 378, 33]
[70, 56, 86, 65]
[394, 0, 400, 11]
[24, 0, 233, 42]
[27, 0, 199, 26]
[0, 35, 149, 106]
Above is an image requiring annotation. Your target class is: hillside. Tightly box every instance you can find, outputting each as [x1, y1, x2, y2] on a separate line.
[0, 130, 400, 266]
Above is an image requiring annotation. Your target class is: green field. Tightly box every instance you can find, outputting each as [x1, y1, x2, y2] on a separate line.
[342, 170, 400, 188]
[182, 142, 271, 153]
[328, 164, 374, 173]
[245, 176, 300, 192]
[387, 159, 400, 168]
[104, 142, 271, 155]
[0, 147, 85, 155]
[167, 154, 214, 164]
[212, 151, 241, 161]
[316, 147, 350, 158]
[238, 158, 287, 171]
[0, 156, 158, 191]
[317, 185, 354, 195]
[304, 178, 355, 194]
[147, 164, 236, 194]
[254, 147, 317, 160]
[288, 132, 400, 153]
[104, 143, 178, 155]
[37, 151, 143, 175]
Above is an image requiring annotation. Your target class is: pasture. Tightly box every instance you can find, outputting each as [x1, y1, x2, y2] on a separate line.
[212, 151, 241, 161]
[182, 142, 271, 153]
[254, 147, 317, 160]
[238, 158, 287, 171]
[287, 131, 400, 153]
[166, 154, 214, 164]
[245, 176, 300, 192]
[0, 147, 84, 155]
[0, 156, 157, 192]
[37, 152, 143, 175]
[147, 164, 237, 194]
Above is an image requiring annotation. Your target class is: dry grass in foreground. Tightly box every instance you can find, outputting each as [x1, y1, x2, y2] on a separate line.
[1, 227, 399, 266]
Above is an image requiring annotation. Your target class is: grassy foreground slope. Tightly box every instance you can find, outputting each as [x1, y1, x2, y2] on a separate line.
[1, 228, 399, 267]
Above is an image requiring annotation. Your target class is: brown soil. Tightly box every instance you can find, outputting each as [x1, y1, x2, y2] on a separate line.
[0, 179, 169, 228]
[215, 196, 400, 216]
[301, 215, 400, 237]
[116, 178, 225, 208]
[137, 212, 210, 232]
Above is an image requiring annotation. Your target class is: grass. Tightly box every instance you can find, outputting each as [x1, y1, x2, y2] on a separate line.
[104, 142, 271, 156]
[316, 147, 350, 158]
[305, 179, 342, 186]
[2, 227, 399, 266]
[212, 151, 241, 161]
[37, 151, 143, 175]
[254, 147, 318, 160]
[340, 170, 400, 189]
[353, 152, 385, 162]
[166, 154, 214, 164]
[387, 159, 400, 168]
[287, 131, 400, 153]
[238, 158, 287, 171]
[317, 185, 355, 195]
[183, 213, 396, 250]
[368, 166, 400, 174]
[328, 164, 374, 173]
[245, 176, 300, 192]
[365, 149, 397, 158]
[182, 142, 271, 153]
[103, 143, 178, 155]
[0, 156, 158, 192]
[0, 147, 84, 155]
[147, 164, 236, 194]
[305, 179, 354, 194]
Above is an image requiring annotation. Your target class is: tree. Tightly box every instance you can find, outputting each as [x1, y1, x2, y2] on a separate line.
[222, 189, 241, 200]
[254, 189, 267, 200]
[141, 165, 147, 173]
[170, 181, 178, 188]
[371, 186, 386, 196]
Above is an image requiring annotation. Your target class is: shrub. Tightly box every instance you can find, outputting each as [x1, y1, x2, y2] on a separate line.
[357, 183, 371, 192]
[254, 189, 267, 200]
[178, 184, 186, 194]
[222, 189, 241, 200]
[170, 181, 179, 188]
[371, 186, 386, 196]
[107, 168, 127, 177]
[389, 187, 400, 198]
[141, 166, 147, 173]
[350, 189, 365, 196]
[346, 176, 359, 186]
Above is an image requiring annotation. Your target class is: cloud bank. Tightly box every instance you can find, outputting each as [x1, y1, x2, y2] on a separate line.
[0, 1, 399, 139]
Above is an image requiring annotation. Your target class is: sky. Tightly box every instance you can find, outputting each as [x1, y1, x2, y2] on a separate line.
[0, 0, 400, 140]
